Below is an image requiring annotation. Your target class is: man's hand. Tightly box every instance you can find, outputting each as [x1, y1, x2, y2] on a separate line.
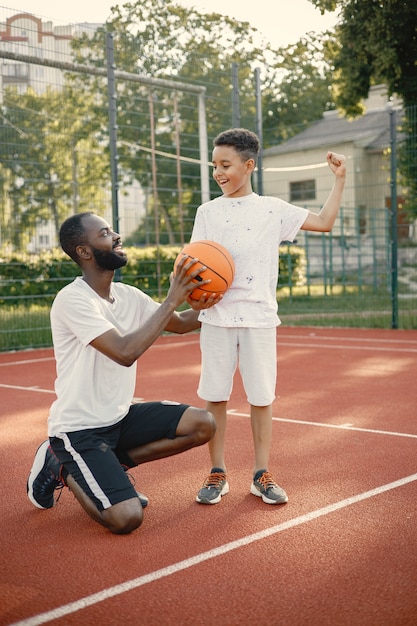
[187, 292, 223, 310]
[167, 256, 212, 306]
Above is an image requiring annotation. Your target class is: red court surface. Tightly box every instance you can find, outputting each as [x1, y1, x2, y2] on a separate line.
[1, 326, 417, 625]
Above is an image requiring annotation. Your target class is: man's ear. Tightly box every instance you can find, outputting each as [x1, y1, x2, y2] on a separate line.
[75, 245, 91, 261]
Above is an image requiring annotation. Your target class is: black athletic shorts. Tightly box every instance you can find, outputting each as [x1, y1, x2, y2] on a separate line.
[50, 401, 189, 511]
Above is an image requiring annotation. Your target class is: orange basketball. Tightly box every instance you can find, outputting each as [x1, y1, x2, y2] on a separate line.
[174, 240, 235, 300]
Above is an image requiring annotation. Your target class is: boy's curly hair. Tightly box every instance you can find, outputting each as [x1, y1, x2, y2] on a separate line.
[213, 128, 260, 163]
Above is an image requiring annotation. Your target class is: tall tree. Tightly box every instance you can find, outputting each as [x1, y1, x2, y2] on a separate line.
[311, 0, 417, 113]
[0, 86, 109, 250]
[311, 0, 417, 217]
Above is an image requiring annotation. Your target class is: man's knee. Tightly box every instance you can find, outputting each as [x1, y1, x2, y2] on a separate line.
[103, 499, 144, 535]
[190, 407, 216, 444]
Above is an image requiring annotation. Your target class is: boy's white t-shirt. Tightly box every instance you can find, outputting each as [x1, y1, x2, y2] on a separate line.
[191, 193, 308, 328]
[48, 277, 160, 436]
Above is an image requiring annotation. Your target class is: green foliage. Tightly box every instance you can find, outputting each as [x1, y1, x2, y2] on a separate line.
[312, 0, 417, 111]
[0, 0, 340, 252]
[310, 1, 417, 219]
[0, 244, 305, 306]
[398, 106, 417, 220]
[0, 249, 81, 305]
[68, 0, 335, 244]
[0, 86, 111, 250]
[68, 0, 274, 245]
[278, 244, 306, 288]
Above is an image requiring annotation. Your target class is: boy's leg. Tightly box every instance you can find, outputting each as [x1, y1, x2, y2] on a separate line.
[250, 404, 273, 474]
[206, 400, 228, 470]
[195, 325, 237, 504]
[249, 403, 288, 505]
[195, 400, 229, 505]
[241, 329, 288, 505]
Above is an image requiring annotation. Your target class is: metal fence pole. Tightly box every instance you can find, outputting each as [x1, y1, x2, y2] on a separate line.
[106, 34, 119, 231]
[105, 32, 121, 282]
[255, 67, 263, 195]
[389, 106, 399, 328]
[231, 63, 240, 127]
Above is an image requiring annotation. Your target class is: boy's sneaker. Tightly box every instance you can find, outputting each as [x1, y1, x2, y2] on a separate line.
[27, 440, 64, 509]
[250, 470, 288, 505]
[196, 468, 229, 504]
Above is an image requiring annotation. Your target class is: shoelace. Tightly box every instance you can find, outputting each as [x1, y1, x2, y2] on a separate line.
[256, 471, 277, 490]
[39, 470, 62, 490]
[55, 482, 65, 504]
[203, 472, 226, 488]
[38, 470, 64, 504]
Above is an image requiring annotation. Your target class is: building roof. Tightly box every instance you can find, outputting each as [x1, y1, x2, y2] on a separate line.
[263, 106, 402, 156]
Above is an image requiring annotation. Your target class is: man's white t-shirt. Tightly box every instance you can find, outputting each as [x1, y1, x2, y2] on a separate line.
[191, 193, 308, 328]
[48, 277, 160, 436]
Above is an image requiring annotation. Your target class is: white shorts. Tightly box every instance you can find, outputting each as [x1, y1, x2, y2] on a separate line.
[198, 324, 277, 406]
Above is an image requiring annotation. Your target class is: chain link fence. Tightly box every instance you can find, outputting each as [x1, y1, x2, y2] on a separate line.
[0, 7, 416, 351]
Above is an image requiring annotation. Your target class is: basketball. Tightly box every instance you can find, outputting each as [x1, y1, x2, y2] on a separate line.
[174, 240, 235, 300]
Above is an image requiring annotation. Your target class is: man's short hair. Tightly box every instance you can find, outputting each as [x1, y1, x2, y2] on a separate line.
[59, 212, 93, 264]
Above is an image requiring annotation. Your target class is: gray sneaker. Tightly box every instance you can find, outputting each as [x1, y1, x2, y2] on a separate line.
[196, 468, 229, 504]
[250, 470, 288, 504]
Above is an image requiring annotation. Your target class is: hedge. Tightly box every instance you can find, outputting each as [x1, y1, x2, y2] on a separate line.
[0, 244, 305, 305]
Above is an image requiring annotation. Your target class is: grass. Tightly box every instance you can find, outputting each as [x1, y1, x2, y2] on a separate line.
[0, 304, 52, 352]
[1, 285, 416, 353]
[278, 284, 417, 329]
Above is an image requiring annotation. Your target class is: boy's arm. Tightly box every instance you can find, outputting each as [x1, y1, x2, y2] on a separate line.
[301, 152, 346, 233]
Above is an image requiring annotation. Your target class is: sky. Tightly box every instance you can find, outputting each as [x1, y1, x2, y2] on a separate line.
[2, 0, 339, 48]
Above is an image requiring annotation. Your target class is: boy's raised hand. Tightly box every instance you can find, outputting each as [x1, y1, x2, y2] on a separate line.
[327, 151, 346, 177]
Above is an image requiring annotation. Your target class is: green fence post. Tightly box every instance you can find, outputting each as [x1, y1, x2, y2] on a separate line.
[389, 106, 399, 328]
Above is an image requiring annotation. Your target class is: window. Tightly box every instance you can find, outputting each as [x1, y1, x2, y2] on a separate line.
[290, 179, 316, 202]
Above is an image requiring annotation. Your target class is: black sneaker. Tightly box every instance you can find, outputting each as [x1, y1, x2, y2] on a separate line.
[250, 470, 288, 504]
[196, 468, 229, 504]
[122, 465, 149, 509]
[27, 440, 64, 509]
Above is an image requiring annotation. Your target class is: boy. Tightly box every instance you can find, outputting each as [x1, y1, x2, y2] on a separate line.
[191, 128, 346, 505]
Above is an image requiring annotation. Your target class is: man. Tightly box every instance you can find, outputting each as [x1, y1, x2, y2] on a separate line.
[27, 212, 218, 534]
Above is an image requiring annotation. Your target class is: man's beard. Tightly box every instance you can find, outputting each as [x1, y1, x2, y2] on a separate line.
[91, 247, 127, 270]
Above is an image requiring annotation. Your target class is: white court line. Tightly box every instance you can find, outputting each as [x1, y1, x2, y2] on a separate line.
[0, 383, 55, 394]
[279, 333, 417, 346]
[228, 410, 417, 439]
[278, 341, 417, 353]
[0, 357, 54, 367]
[10, 471, 417, 626]
[3, 384, 417, 441]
